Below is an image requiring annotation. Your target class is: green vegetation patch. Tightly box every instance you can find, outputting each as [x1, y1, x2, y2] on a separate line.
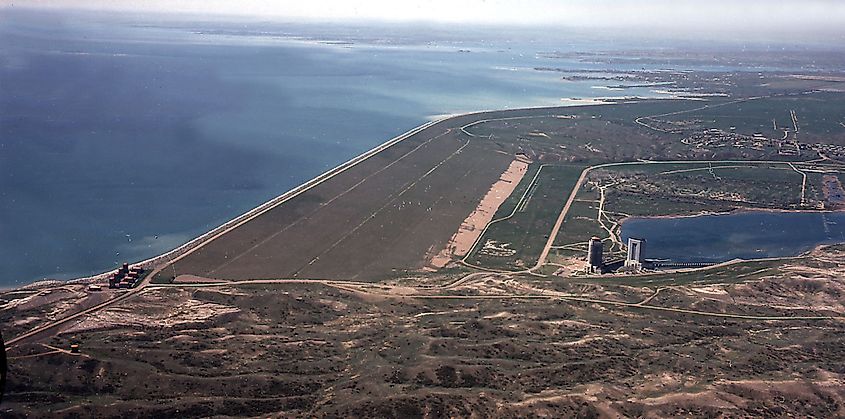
[466, 165, 585, 270]
[662, 92, 845, 142]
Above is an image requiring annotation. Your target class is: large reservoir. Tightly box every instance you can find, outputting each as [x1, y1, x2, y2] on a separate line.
[620, 210, 845, 263]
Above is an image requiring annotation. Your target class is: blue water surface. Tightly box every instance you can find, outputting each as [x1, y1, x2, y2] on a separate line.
[621, 211, 845, 263]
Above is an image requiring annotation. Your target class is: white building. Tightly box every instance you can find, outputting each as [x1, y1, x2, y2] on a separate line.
[624, 237, 645, 270]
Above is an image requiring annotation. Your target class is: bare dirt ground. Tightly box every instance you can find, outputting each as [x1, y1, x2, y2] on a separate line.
[4, 246, 844, 418]
[0, 286, 114, 339]
[429, 157, 530, 269]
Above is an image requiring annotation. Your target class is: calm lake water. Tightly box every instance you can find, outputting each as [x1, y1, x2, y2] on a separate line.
[620, 211, 845, 263]
[0, 10, 835, 286]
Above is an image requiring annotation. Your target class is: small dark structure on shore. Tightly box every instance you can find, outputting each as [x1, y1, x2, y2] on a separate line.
[108, 263, 145, 289]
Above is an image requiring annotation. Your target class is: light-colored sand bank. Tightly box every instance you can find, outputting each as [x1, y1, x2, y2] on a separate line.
[429, 157, 530, 268]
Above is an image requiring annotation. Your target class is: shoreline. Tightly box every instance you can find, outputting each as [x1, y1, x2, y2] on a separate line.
[618, 206, 845, 224]
[3, 101, 631, 292]
[616, 208, 845, 265]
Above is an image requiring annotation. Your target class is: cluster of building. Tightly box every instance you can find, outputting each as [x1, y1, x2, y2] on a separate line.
[478, 239, 517, 257]
[813, 142, 845, 159]
[682, 129, 792, 154]
[586, 236, 645, 274]
[683, 128, 845, 159]
[109, 262, 144, 289]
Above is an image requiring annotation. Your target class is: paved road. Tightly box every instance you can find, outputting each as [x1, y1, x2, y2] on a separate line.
[4, 282, 149, 348]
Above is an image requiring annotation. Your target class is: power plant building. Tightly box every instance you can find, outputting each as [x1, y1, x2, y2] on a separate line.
[587, 236, 603, 273]
[624, 237, 645, 271]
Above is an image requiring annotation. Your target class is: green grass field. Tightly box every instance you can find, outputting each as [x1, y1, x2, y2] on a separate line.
[465, 164, 585, 270]
[661, 92, 845, 143]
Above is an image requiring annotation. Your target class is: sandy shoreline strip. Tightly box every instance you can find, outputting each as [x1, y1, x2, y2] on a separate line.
[429, 157, 530, 268]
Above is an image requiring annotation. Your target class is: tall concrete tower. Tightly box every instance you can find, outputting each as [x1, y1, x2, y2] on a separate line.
[624, 237, 645, 270]
[587, 236, 603, 273]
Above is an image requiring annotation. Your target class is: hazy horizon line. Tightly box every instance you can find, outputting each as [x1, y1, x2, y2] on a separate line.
[4, 2, 845, 45]
[7, 1, 845, 29]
